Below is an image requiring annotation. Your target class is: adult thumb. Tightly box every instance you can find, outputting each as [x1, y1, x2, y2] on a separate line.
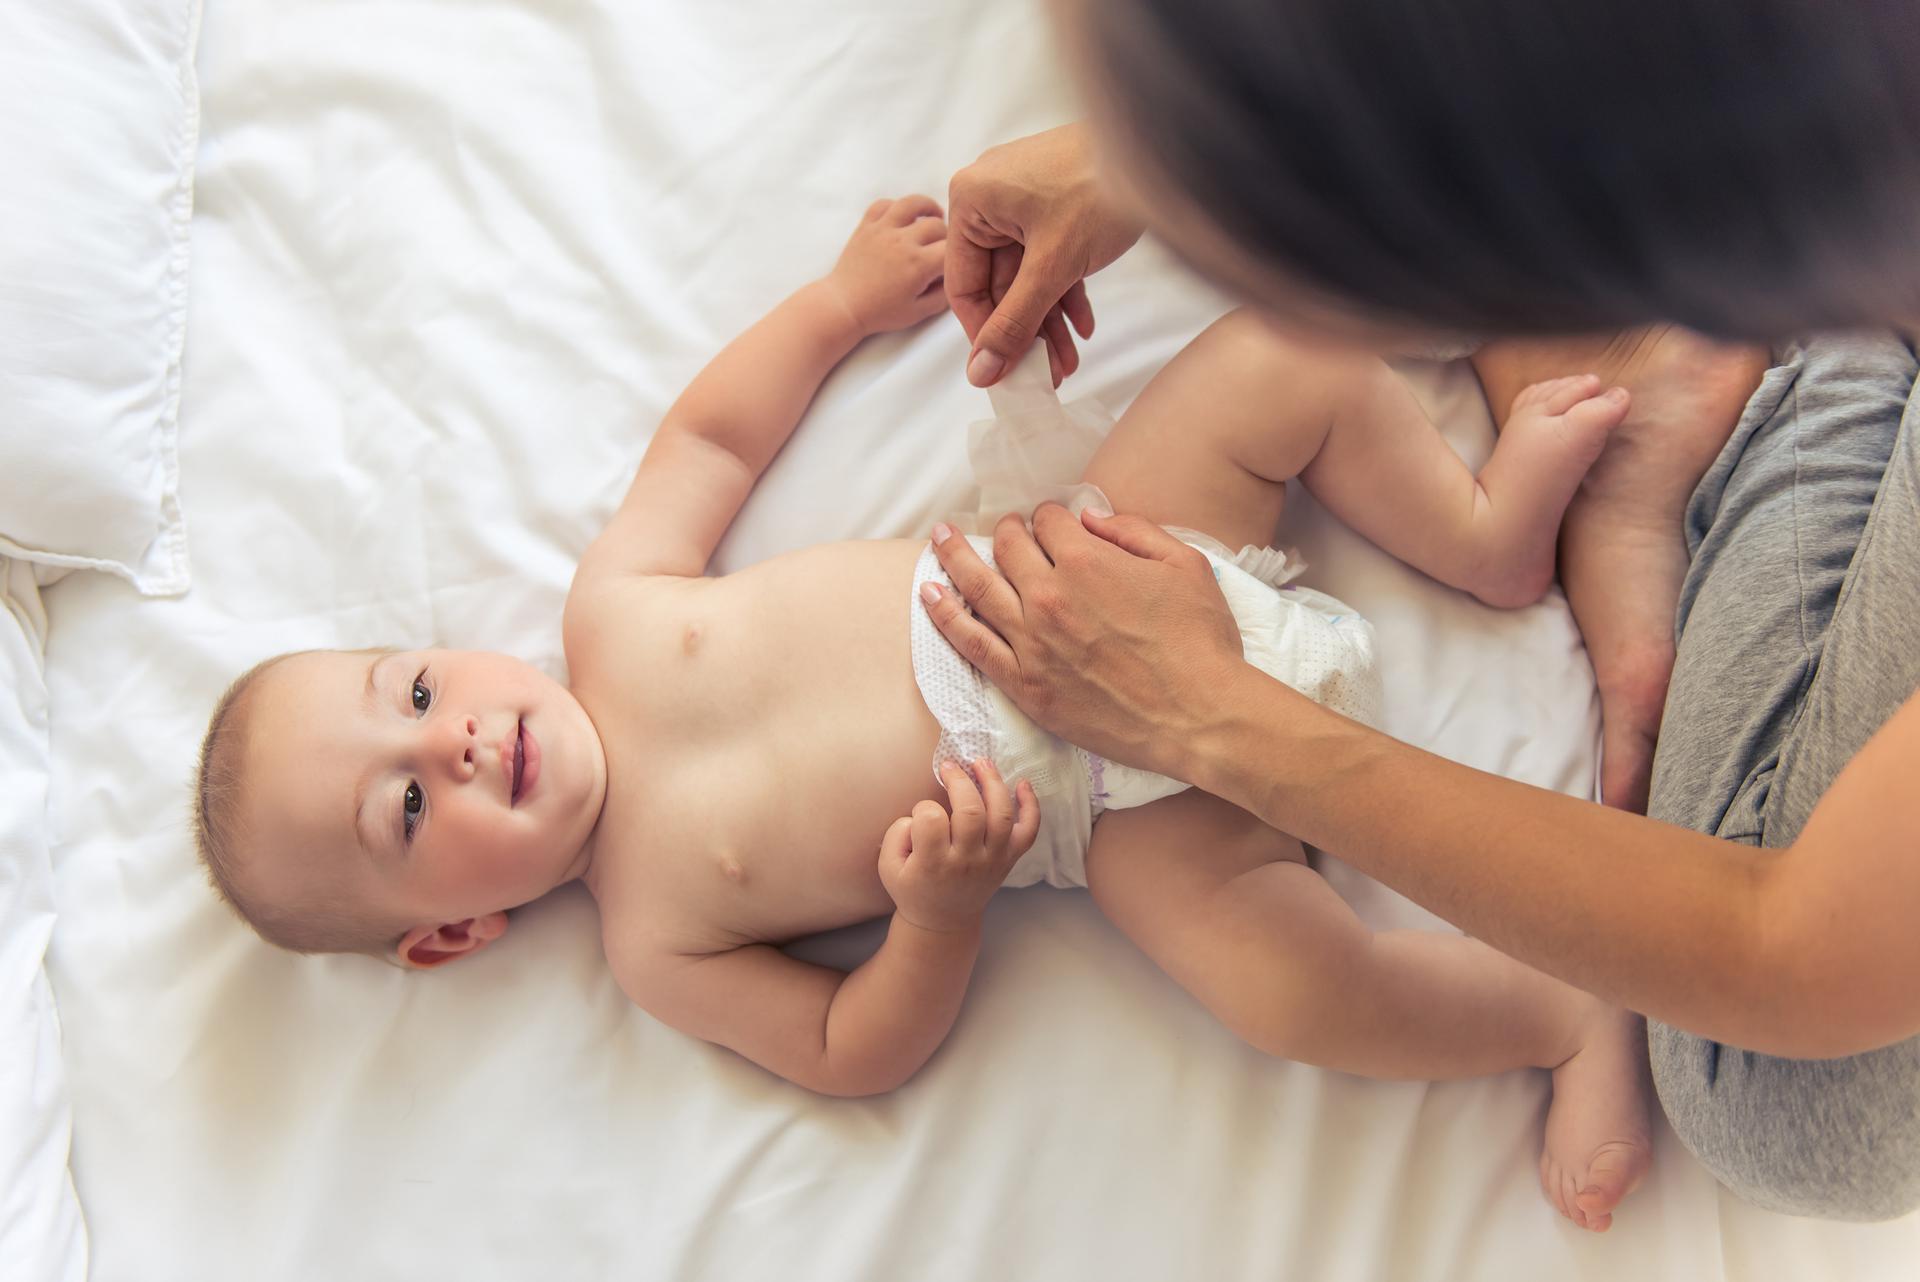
[968, 257, 1072, 387]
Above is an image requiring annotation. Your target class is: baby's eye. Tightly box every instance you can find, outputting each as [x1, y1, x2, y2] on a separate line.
[403, 781, 424, 841]
[411, 676, 431, 714]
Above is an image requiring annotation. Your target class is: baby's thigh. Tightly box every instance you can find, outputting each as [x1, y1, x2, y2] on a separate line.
[1082, 308, 1383, 549]
[1084, 787, 1306, 937]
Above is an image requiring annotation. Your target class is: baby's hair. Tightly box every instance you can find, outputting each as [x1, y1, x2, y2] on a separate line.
[192, 650, 403, 957]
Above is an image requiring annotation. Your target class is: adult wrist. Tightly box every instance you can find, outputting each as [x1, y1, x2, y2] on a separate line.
[1181, 661, 1290, 806]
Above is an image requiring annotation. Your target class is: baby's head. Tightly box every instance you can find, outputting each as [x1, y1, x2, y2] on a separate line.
[193, 648, 608, 967]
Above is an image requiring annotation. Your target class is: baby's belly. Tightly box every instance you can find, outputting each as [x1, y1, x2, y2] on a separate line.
[678, 540, 949, 939]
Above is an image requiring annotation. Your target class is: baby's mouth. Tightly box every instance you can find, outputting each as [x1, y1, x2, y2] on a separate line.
[510, 721, 526, 806]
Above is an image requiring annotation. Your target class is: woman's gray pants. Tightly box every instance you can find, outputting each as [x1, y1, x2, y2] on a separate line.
[1647, 333, 1920, 1219]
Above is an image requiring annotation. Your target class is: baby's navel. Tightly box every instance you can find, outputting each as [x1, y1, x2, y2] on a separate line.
[717, 855, 747, 885]
[681, 625, 702, 657]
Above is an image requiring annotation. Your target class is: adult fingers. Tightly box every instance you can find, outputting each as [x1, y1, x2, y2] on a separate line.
[920, 581, 1020, 690]
[1061, 280, 1095, 339]
[1040, 304, 1078, 383]
[992, 510, 1058, 587]
[1030, 501, 1108, 568]
[987, 242, 1022, 307]
[945, 232, 1001, 344]
[940, 760, 985, 851]
[985, 247, 1056, 384]
[929, 525, 1026, 638]
[969, 249, 1080, 387]
[1081, 509, 1209, 566]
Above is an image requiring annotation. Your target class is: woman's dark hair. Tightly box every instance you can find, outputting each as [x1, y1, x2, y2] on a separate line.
[1084, 0, 1920, 336]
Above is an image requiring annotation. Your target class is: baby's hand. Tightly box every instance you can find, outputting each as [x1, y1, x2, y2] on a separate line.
[877, 759, 1040, 935]
[826, 196, 950, 336]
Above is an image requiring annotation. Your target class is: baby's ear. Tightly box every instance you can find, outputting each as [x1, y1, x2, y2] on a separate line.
[396, 912, 508, 969]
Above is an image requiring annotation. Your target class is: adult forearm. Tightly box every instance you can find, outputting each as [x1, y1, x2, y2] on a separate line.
[820, 914, 981, 1096]
[1186, 665, 1798, 1047]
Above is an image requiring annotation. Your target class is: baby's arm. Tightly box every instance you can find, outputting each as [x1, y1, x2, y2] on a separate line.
[576, 197, 948, 583]
[620, 761, 1038, 1096]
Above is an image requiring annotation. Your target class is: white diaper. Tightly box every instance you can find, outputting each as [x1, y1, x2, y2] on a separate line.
[908, 348, 1383, 890]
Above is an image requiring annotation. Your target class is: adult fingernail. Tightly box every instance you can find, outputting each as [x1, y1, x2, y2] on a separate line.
[1606, 386, 1629, 402]
[932, 521, 953, 545]
[967, 348, 1006, 386]
[920, 581, 942, 604]
[1084, 505, 1112, 519]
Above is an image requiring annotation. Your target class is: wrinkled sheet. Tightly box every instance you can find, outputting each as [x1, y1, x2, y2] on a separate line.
[1, 559, 86, 1282]
[41, 0, 1920, 1277]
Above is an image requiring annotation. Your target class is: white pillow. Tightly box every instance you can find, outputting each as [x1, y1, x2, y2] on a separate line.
[0, 558, 87, 1282]
[0, 0, 201, 595]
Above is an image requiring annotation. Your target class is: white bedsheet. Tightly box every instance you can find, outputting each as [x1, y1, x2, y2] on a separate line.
[39, 1, 1920, 1278]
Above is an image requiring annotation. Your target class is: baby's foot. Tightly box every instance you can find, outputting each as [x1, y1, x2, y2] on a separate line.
[1504, 373, 1630, 466]
[1475, 375, 1630, 606]
[1541, 1005, 1654, 1232]
[1476, 329, 1770, 811]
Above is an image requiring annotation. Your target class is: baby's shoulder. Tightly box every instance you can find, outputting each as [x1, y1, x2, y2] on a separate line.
[562, 566, 711, 668]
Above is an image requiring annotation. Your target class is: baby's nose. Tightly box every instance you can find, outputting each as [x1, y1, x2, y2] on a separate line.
[439, 715, 479, 776]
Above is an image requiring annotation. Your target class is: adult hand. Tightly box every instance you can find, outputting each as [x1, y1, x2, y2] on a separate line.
[919, 505, 1246, 780]
[946, 123, 1145, 389]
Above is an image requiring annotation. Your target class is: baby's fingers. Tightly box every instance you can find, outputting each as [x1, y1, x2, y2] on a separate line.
[974, 758, 1014, 842]
[878, 815, 914, 875]
[1009, 779, 1040, 857]
[912, 279, 951, 322]
[919, 240, 948, 280]
[910, 798, 952, 858]
[939, 760, 984, 852]
[887, 194, 943, 226]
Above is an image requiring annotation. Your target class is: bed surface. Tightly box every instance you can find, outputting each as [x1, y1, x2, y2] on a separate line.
[39, 1, 1920, 1277]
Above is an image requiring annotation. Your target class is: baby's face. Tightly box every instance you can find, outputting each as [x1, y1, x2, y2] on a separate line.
[241, 648, 608, 938]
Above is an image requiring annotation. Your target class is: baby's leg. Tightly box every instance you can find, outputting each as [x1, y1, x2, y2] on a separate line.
[1078, 309, 1342, 550]
[1085, 309, 1628, 606]
[1086, 791, 1653, 1231]
[1473, 329, 1770, 811]
[1083, 329, 1649, 1228]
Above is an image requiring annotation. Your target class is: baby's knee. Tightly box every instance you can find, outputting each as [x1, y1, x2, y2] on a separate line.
[1203, 307, 1368, 383]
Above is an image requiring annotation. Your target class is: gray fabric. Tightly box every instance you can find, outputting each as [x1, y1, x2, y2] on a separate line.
[1646, 333, 1920, 1220]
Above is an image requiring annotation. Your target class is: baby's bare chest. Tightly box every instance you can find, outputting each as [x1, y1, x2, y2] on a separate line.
[578, 541, 946, 944]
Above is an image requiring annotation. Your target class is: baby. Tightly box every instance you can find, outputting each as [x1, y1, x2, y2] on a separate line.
[194, 197, 1650, 1231]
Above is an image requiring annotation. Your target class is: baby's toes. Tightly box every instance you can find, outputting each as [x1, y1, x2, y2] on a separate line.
[1539, 1155, 1565, 1215]
[1513, 373, 1599, 416]
[1561, 385, 1632, 449]
[1540, 373, 1605, 416]
[1574, 1139, 1650, 1221]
